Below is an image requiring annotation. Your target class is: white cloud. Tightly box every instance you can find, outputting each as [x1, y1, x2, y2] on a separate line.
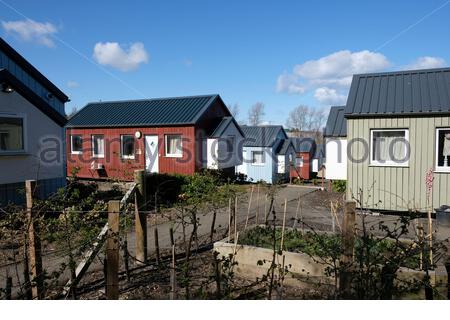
[93, 42, 149, 72]
[314, 87, 347, 105]
[404, 56, 446, 70]
[293, 50, 390, 79]
[1, 19, 58, 47]
[277, 50, 390, 105]
[276, 73, 306, 94]
[67, 81, 79, 88]
[277, 50, 449, 105]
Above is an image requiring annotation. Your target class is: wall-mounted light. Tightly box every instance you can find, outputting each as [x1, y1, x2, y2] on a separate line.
[1, 82, 14, 93]
[135, 131, 142, 139]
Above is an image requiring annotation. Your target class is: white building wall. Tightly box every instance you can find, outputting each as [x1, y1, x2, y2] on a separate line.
[0, 91, 65, 184]
[325, 137, 347, 180]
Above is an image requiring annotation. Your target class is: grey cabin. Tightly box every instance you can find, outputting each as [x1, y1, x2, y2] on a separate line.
[345, 67, 450, 212]
[0, 37, 68, 205]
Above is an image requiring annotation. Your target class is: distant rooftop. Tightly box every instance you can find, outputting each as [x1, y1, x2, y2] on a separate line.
[325, 106, 346, 137]
[240, 125, 287, 147]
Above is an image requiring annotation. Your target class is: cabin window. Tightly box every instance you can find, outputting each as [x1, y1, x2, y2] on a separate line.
[436, 128, 450, 173]
[71, 135, 83, 154]
[0, 116, 25, 153]
[370, 129, 409, 166]
[121, 135, 135, 159]
[165, 134, 182, 157]
[251, 151, 265, 165]
[92, 135, 105, 158]
[296, 157, 304, 167]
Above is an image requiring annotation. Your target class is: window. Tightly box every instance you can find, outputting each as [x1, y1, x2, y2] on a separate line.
[92, 135, 104, 158]
[296, 157, 304, 167]
[165, 134, 182, 157]
[121, 135, 135, 159]
[251, 151, 264, 165]
[371, 129, 409, 166]
[436, 128, 450, 172]
[71, 135, 83, 154]
[0, 116, 24, 153]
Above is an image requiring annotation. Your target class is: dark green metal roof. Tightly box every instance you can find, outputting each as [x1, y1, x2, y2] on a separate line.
[241, 125, 287, 147]
[345, 67, 450, 117]
[67, 94, 221, 127]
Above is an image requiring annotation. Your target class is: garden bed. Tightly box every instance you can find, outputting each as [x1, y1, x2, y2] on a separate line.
[214, 226, 448, 299]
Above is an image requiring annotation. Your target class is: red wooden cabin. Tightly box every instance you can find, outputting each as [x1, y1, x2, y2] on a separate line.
[289, 137, 316, 180]
[66, 95, 244, 180]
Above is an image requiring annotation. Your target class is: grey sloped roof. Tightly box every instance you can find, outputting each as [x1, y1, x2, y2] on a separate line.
[276, 139, 295, 155]
[241, 125, 286, 147]
[290, 137, 316, 155]
[210, 116, 245, 138]
[67, 94, 222, 127]
[345, 67, 450, 117]
[325, 106, 346, 137]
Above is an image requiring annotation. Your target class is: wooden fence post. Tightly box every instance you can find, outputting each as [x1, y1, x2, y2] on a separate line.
[339, 200, 356, 299]
[170, 244, 177, 300]
[154, 227, 161, 265]
[25, 180, 43, 299]
[106, 200, 120, 300]
[134, 170, 147, 265]
[5, 276, 12, 300]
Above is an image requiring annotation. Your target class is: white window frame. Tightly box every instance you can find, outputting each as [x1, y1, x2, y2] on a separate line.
[251, 150, 265, 166]
[0, 113, 27, 154]
[121, 135, 135, 160]
[91, 134, 105, 158]
[435, 127, 450, 173]
[370, 129, 409, 167]
[165, 134, 183, 158]
[296, 157, 304, 167]
[70, 135, 83, 154]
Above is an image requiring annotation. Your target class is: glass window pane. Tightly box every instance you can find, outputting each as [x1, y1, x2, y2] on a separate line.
[122, 135, 135, 157]
[252, 151, 264, 164]
[437, 129, 450, 168]
[93, 135, 104, 156]
[372, 130, 406, 163]
[166, 135, 182, 156]
[0, 117, 24, 151]
[71, 135, 83, 152]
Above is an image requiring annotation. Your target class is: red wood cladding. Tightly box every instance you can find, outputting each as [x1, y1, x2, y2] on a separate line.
[290, 152, 311, 180]
[66, 126, 197, 181]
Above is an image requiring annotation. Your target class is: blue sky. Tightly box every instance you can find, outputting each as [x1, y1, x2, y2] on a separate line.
[1, 0, 450, 125]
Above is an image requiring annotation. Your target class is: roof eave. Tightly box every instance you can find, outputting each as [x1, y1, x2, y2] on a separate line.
[0, 69, 67, 126]
[0, 37, 69, 102]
